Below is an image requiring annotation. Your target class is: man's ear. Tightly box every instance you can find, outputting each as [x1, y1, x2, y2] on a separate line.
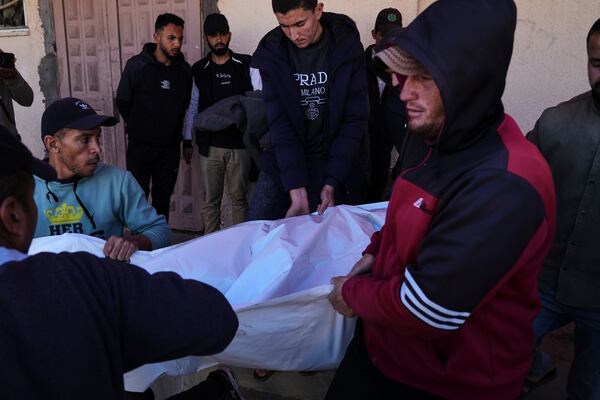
[0, 197, 25, 236]
[43, 135, 60, 154]
[315, 2, 324, 19]
[153, 31, 160, 43]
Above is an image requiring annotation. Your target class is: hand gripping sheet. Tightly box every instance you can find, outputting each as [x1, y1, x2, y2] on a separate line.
[29, 203, 387, 392]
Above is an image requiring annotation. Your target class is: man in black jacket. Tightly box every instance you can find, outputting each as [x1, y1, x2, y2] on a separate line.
[247, 0, 368, 220]
[0, 126, 244, 399]
[364, 8, 407, 202]
[117, 13, 193, 223]
[525, 18, 600, 399]
[183, 13, 254, 234]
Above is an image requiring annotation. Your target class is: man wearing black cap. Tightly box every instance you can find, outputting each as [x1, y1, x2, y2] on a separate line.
[182, 13, 255, 234]
[0, 126, 240, 398]
[117, 13, 193, 223]
[34, 97, 171, 261]
[327, 0, 556, 398]
[365, 8, 407, 202]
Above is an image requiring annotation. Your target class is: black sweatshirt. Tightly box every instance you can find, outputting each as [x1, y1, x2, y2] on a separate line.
[0, 251, 238, 399]
[117, 43, 193, 146]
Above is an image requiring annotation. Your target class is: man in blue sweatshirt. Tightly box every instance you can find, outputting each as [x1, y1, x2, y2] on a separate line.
[34, 97, 171, 261]
[0, 126, 242, 399]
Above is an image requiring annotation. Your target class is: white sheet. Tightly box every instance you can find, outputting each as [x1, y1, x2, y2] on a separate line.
[29, 203, 387, 392]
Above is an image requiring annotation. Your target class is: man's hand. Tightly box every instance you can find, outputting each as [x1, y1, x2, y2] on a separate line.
[328, 276, 356, 317]
[182, 147, 193, 165]
[347, 254, 375, 277]
[0, 50, 17, 80]
[0, 67, 17, 80]
[286, 187, 310, 218]
[103, 236, 139, 261]
[317, 184, 335, 215]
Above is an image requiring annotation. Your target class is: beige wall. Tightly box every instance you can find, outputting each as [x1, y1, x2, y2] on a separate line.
[508, 0, 599, 132]
[0, 0, 46, 157]
[220, 0, 600, 133]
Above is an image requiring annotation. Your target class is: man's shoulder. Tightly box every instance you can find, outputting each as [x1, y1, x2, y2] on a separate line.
[191, 55, 211, 72]
[541, 91, 593, 120]
[11, 251, 106, 275]
[86, 164, 131, 186]
[231, 52, 252, 65]
[124, 53, 151, 71]
[322, 12, 361, 42]
[93, 163, 126, 176]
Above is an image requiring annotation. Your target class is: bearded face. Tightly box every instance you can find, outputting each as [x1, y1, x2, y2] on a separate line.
[207, 32, 231, 57]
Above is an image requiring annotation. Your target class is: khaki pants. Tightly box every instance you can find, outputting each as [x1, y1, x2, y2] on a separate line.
[200, 147, 251, 234]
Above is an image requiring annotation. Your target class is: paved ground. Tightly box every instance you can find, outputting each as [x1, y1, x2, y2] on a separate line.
[155, 230, 574, 400]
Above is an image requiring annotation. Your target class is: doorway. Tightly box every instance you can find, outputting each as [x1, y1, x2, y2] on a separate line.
[52, 0, 204, 230]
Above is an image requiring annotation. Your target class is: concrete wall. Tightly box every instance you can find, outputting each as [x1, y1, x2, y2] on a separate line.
[219, 0, 600, 133]
[508, 0, 599, 132]
[0, 0, 47, 157]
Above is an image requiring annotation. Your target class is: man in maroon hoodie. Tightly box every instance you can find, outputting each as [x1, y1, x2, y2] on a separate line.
[327, 1, 556, 399]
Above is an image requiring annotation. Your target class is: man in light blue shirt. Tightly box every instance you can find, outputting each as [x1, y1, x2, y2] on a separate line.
[34, 97, 171, 261]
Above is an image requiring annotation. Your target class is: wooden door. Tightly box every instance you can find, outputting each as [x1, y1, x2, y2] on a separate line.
[52, 0, 125, 167]
[53, 0, 204, 231]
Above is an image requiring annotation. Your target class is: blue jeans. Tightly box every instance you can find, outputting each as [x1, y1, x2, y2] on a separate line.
[246, 171, 291, 221]
[531, 289, 600, 400]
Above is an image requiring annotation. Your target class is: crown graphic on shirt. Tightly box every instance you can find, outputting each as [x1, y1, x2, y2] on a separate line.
[45, 203, 84, 225]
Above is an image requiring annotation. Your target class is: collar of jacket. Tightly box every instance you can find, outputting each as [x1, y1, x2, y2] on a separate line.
[201, 50, 245, 70]
[141, 42, 187, 67]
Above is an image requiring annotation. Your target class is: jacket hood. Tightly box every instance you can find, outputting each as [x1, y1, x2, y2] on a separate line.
[388, 0, 516, 152]
[252, 12, 361, 71]
[140, 43, 187, 66]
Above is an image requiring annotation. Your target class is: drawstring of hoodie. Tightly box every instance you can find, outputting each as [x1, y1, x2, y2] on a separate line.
[45, 178, 97, 230]
[45, 181, 58, 202]
[73, 180, 96, 230]
[399, 123, 445, 179]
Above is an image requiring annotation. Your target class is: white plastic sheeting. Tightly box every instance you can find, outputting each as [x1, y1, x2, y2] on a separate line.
[29, 203, 387, 392]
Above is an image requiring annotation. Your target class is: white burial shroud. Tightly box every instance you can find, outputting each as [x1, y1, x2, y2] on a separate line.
[29, 203, 387, 392]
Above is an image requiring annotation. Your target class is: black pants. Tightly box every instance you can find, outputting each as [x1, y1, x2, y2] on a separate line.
[325, 326, 441, 400]
[127, 141, 180, 223]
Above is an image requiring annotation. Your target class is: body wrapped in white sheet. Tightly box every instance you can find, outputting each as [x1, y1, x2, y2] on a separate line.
[29, 203, 387, 391]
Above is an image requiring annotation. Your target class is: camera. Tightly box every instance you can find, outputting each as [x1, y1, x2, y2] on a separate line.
[0, 52, 15, 69]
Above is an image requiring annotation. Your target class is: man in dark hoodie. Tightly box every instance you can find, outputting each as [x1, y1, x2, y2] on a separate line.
[525, 18, 600, 399]
[117, 13, 193, 223]
[0, 126, 242, 399]
[247, 0, 368, 220]
[326, 1, 556, 399]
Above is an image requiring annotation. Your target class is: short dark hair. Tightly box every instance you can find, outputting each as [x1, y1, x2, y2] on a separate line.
[272, 0, 317, 14]
[155, 13, 185, 32]
[0, 171, 32, 212]
[587, 18, 600, 45]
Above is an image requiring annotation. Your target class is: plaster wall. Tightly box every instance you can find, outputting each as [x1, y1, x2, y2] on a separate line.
[0, 0, 47, 157]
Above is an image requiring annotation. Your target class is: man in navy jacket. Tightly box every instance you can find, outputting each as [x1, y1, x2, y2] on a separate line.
[247, 0, 368, 220]
[0, 127, 242, 399]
